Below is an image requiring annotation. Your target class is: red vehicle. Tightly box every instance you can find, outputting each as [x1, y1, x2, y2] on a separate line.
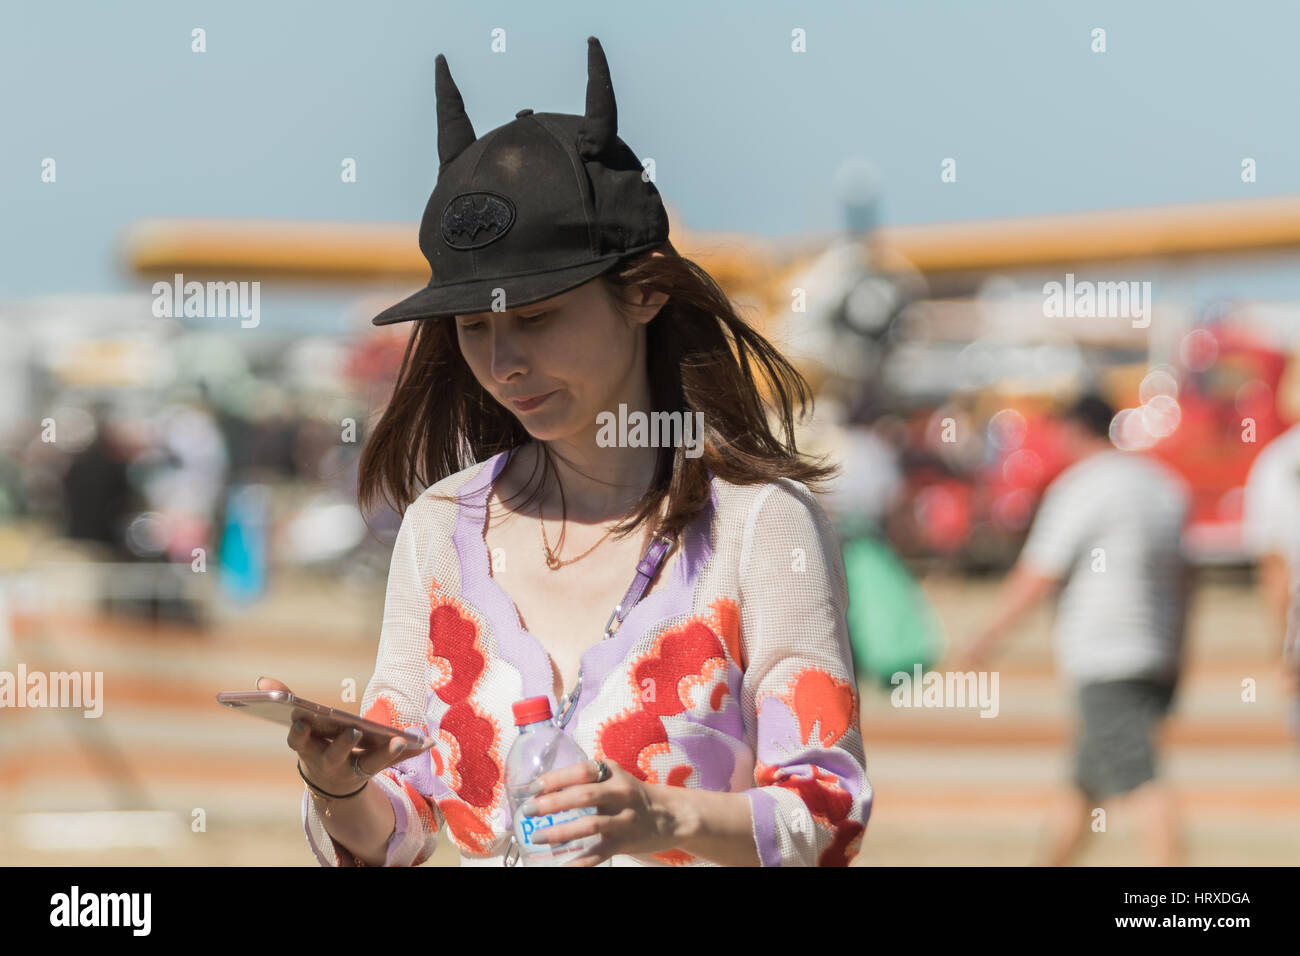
[890, 318, 1289, 567]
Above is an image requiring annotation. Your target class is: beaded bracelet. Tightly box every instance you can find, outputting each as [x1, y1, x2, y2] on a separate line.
[300, 763, 399, 866]
[298, 760, 368, 800]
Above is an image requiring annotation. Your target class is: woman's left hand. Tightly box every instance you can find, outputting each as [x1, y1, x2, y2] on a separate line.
[519, 759, 682, 866]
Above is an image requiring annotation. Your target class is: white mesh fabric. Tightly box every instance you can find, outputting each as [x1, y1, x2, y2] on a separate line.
[301, 455, 872, 867]
[732, 478, 871, 865]
[301, 472, 475, 867]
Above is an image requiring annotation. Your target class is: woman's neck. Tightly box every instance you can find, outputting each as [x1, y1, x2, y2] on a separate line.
[512, 437, 660, 524]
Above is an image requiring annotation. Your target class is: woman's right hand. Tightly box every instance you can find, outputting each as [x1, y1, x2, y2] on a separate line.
[257, 676, 433, 796]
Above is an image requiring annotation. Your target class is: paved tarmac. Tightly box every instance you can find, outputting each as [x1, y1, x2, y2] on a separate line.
[1, 564, 1295, 866]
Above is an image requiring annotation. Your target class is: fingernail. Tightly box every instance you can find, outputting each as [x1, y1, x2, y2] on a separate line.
[394, 741, 407, 752]
[527, 779, 546, 795]
[255, 676, 264, 688]
[519, 799, 538, 816]
[292, 720, 306, 733]
[348, 728, 361, 741]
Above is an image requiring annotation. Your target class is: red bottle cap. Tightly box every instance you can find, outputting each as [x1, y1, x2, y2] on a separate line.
[512, 696, 553, 726]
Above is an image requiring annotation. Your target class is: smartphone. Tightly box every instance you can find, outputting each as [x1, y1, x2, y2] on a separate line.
[216, 690, 431, 751]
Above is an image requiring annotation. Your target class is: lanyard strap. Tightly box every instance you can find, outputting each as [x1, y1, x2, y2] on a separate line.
[610, 530, 677, 633]
[504, 528, 676, 867]
[553, 529, 676, 729]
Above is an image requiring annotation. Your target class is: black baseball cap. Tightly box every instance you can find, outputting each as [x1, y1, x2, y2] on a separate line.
[372, 36, 671, 326]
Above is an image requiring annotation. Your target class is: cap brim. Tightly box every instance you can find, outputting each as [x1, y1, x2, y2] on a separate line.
[371, 256, 625, 327]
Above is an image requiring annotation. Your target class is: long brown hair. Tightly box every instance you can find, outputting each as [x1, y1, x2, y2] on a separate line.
[357, 238, 838, 543]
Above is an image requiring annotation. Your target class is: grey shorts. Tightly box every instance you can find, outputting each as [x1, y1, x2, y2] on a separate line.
[1074, 677, 1177, 803]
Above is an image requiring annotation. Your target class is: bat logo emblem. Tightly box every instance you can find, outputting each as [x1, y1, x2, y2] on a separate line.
[441, 192, 516, 249]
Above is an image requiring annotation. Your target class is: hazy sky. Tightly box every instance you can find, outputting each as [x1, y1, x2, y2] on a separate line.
[3, 0, 1298, 301]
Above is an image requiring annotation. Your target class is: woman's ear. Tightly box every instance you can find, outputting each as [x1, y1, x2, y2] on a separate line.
[635, 289, 669, 324]
[609, 278, 668, 327]
[622, 281, 668, 326]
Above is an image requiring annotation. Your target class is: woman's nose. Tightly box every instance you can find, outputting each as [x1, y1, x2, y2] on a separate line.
[489, 327, 528, 382]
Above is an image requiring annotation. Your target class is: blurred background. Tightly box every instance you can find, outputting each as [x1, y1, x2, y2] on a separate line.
[2, 0, 1298, 865]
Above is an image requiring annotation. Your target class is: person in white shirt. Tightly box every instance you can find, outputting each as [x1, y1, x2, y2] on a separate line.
[955, 393, 1191, 866]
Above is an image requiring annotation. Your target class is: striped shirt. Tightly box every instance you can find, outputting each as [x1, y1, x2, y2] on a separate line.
[1020, 449, 1190, 685]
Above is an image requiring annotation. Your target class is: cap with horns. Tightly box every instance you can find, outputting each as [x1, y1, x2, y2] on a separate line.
[434, 52, 476, 174]
[369, 35, 669, 327]
[576, 36, 618, 159]
[434, 36, 618, 174]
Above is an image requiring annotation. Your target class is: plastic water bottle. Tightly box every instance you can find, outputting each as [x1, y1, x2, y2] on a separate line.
[504, 696, 602, 866]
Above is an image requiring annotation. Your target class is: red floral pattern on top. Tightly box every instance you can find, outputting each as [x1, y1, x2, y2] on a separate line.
[302, 461, 873, 869]
[358, 693, 443, 865]
[425, 597, 503, 855]
[757, 666, 864, 866]
[595, 598, 740, 865]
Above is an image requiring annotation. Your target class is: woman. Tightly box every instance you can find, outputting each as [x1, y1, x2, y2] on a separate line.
[266, 36, 872, 867]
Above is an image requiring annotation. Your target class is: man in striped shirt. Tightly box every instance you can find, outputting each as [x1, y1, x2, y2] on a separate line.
[959, 393, 1191, 866]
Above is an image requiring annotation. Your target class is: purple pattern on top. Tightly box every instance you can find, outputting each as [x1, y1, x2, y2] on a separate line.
[452, 448, 720, 732]
[451, 450, 555, 704]
[380, 778, 413, 866]
[675, 669, 746, 738]
[746, 789, 782, 866]
[755, 695, 867, 802]
[302, 790, 337, 866]
[743, 691, 874, 865]
[423, 687, 452, 799]
[303, 779, 420, 867]
[567, 466, 718, 730]
[670, 732, 737, 791]
[390, 744, 440, 805]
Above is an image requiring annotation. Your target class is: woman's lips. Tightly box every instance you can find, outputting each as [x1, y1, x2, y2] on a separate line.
[511, 390, 555, 411]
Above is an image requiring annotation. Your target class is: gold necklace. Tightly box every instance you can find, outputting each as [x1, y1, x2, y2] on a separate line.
[538, 497, 620, 570]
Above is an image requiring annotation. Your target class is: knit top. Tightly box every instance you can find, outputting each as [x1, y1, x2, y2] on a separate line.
[302, 446, 873, 866]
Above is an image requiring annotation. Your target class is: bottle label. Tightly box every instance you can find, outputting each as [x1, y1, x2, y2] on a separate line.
[519, 806, 596, 849]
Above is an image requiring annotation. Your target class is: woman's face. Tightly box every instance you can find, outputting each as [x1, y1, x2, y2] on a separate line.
[454, 277, 666, 443]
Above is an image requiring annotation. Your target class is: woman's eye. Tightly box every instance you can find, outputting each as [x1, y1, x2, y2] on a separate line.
[458, 312, 545, 333]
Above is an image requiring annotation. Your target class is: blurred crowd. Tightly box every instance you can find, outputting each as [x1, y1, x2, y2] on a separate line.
[0, 283, 1296, 868]
[0, 329, 410, 624]
[811, 325, 1300, 866]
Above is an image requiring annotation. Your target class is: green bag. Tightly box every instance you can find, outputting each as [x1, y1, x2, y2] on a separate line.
[840, 528, 944, 690]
